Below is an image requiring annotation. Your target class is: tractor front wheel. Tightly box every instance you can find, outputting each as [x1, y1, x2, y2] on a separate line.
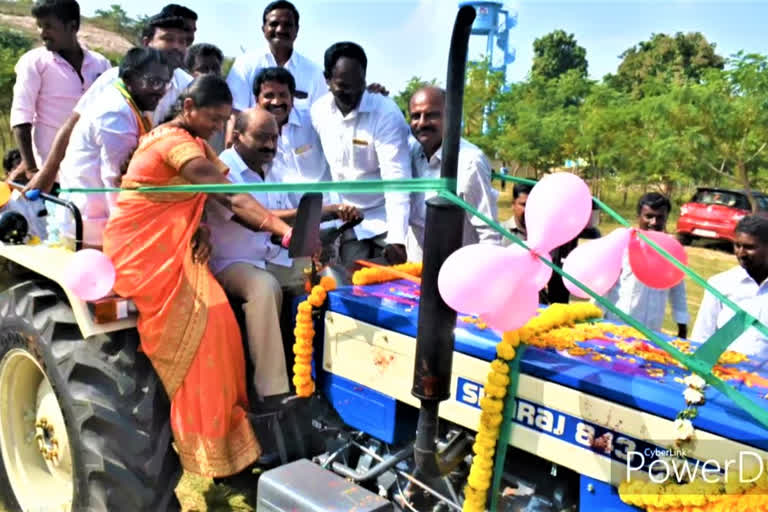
[0, 281, 182, 511]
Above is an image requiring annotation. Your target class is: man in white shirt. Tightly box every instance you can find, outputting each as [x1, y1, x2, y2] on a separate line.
[208, 107, 357, 407]
[54, 48, 171, 247]
[601, 193, 689, 337]
[407, 86, 500, 260]
[692, 215, 768, 358]
[311, 42, 412, 265]
[226, 1, 325, 117]
[254, 66, 329, 208]
[25, 11, 193, 194]
[10, 0, 111, 182]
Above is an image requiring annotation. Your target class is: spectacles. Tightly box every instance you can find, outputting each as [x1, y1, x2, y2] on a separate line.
[140, 75, 172, 92]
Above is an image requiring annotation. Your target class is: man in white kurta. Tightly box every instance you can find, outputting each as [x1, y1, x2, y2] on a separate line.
[406, 86, 500, 260]
[311, 42, 412, 265]
[54, 49, 172, 247]
[207, 108, 293, 403]
[692, 215, 768, 359]
[226, 1, 326, 116]
[253, 66, 330, 208]
[208, 107, 358, 406]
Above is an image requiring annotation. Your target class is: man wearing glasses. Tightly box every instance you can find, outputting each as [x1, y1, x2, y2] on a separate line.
[53, 48, 172, 248]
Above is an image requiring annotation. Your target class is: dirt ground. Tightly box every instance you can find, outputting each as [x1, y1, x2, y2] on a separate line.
[0, 13, 133, 53]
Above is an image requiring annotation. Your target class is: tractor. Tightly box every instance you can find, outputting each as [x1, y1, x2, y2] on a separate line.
[2, 5, 767, 512]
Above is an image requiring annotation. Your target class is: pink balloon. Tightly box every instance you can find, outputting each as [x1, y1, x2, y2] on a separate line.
[525, 173, 593, 253]
[438, 244, 515, 314]
[63, 249, 116, 301]
[481, 283, 540, 332]
[438, 244, 539, 315]
[563, 228, 632, 299]
[530, 253, 553, 290]
[628, 230, 688, 290]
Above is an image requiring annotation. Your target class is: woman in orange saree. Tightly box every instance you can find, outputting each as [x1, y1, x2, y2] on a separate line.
[103, 75, 292, 478]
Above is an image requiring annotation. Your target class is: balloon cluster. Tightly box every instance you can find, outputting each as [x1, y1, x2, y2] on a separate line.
[438, 173, 592, 331]
[437, 172, 688, 332]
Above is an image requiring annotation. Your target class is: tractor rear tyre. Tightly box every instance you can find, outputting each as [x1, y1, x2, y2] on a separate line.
[0, 280, 182, 511]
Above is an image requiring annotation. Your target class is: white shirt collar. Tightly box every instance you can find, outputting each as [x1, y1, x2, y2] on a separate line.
[224, 147, 268, 181]
[263, 46, 297, 68]
[329, 90, 374, 117]
[285, 106, 302, 128]
[732, 265, 768, 288]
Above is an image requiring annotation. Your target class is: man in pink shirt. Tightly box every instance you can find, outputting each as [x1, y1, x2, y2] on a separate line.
[9, 0, 110, 182]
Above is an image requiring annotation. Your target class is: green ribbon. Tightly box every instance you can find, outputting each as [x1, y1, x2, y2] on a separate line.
[439, 190, 768, 433]
[490, 346, 527, 512]
[693, 311, 755, 372]
[58, 178, 455, 195]
[60, 172, 768, 431]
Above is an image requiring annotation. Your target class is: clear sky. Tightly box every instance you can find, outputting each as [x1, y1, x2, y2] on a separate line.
[75, 0, 767, 92]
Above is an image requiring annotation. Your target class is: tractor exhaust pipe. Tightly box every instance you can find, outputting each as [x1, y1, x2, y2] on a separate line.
[411, 5, 476, 479]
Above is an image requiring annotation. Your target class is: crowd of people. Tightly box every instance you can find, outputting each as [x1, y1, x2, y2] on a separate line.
[4, 0, 767, 482]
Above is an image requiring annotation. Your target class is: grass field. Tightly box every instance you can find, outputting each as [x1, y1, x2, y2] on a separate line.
[0, 179, 740, 511]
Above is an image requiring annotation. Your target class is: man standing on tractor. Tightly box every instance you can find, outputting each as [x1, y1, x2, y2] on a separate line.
[24, 8, 194, 194]
[406, 86, 500, 260]
[311, 42, 412, 265]
[207, 107, 359, 411]
[9, 0, 111, 183]
[692, 215, 768, 357]
[226, 1, 326, 126]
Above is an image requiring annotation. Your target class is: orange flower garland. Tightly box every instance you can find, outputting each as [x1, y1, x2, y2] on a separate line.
[351, 262, 422, 286]
[463, 303, 604, 512]
[292, 276, 337, 397]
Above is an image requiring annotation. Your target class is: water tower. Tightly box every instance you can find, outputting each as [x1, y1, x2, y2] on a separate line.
[459, 1, 517, 79]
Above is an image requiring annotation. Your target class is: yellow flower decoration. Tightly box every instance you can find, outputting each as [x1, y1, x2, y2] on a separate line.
[351, 262, 423, 285]
[463, 303, 604, 512]
[291, 277, 336, 397]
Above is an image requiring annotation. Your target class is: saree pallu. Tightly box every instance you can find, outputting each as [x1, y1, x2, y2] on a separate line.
[103, 126, 260, 477]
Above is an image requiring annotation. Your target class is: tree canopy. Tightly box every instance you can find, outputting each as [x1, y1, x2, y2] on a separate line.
[531, 29, 588, 80]
[395, 29, 768, 210]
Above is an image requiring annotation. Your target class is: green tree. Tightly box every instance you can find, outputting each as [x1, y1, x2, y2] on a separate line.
[694, 53, 768, 211]
[0, 27, 34, 153]
[0, 28, 34, 111]
[608, 32, 725, 95]
[93, 4, 138, 38]
[393, 76, 438, 117]
[492, 70, 591, 174]
[531, 29, 588, 80]
[462, 59, 505, 156]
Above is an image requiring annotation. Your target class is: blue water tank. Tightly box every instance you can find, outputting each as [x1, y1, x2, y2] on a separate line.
[459, 1, 503, 35]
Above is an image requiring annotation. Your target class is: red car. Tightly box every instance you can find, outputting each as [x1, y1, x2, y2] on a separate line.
[676, 187, 768, 244]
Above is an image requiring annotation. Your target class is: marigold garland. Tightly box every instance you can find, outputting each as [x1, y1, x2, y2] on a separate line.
[351, 262, 422, 286]
[462, 302, 603, 512]
[618, 472, 768, 511]
[292, 276, 337, 397]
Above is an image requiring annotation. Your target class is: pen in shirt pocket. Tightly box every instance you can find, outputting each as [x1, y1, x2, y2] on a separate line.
[352, 138, 369, 146]
[294, 144, 312, 155]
